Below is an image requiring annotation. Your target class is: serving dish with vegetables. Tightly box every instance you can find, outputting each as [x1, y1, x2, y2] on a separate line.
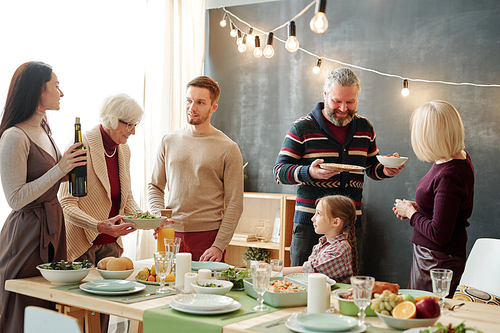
[36, 260, 94, 285]
[123, 212, 166, 229]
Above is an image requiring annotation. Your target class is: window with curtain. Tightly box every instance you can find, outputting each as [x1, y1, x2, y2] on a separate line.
[0, 0, 206, 260]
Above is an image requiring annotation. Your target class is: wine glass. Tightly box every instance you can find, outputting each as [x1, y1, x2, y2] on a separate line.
[154, 251, 173, 293]
[270, 259, 284, 277]
[251, 263, 272, 311]
[430, 268, 453, 315]
[350, 276, 375, 327]
[164, 237, 181, 273]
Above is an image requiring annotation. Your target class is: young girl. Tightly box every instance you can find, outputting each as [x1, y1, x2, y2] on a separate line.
[283, 195, 357, 283]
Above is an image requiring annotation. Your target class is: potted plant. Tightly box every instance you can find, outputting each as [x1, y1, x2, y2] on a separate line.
[242, 247, 271, 267]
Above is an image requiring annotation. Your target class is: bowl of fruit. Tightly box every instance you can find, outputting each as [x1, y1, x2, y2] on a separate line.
[376, 154, 408, 168]
[373, 293, 441, 330]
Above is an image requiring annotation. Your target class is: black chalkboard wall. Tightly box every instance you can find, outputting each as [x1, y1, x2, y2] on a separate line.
[205, 0, 500, 286]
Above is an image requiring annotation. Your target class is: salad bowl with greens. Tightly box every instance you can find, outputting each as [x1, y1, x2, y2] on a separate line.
[123, 212, 166, 230]
[37, 260, 94, 285]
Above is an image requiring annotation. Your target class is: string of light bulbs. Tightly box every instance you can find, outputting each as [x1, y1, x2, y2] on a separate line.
[218, 1, 500, 96]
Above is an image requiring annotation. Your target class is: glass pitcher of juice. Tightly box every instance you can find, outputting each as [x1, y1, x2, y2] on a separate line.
[157, 209, 174, 252]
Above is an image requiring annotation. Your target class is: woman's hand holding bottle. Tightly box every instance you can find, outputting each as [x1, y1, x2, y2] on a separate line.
[58, 142, 87, 174]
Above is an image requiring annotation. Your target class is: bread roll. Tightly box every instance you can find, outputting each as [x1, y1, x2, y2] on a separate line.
[106, 258, 127, 271]
[117, 256, 134, 270]
[97, 256, 115, 270]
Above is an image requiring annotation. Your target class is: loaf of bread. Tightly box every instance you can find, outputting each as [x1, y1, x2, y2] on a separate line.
[97, 256, 115, 270]
[97, 256, 134, 271]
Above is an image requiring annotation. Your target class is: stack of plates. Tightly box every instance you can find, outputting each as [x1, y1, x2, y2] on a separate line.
[169, 294, 241, 315]
[286, 313, 366, 333]
[79, 279, 146, 295]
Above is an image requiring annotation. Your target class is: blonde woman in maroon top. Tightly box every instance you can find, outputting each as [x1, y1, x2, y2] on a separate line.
[393, 100, 474, 296]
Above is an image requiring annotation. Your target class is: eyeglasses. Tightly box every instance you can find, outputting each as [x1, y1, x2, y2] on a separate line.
[118, 119, 140, 132]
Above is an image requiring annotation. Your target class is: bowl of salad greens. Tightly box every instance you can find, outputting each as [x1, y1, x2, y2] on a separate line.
[123, 212, 166, 230]
[220, 267, 250, 291]
[37, 260, 94, 285]
[191, 279, 233, 295]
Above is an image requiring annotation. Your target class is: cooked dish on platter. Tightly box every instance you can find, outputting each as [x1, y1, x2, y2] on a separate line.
[319, 163, 365, 172]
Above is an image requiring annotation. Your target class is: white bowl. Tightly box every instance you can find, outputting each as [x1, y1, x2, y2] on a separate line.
[97, 268, 135, 280]
[37, 263, 93, 285]
[376, 311, 439, 330]
[376, 155, 409, 168]
[122, 217, 166, 230]
[191, 279, 233, 295]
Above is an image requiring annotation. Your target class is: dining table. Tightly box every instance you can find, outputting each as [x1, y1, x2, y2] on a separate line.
[5, 259, 500, 333]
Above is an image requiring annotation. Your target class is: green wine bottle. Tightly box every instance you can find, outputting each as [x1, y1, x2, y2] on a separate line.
[68, 117, 87, 197]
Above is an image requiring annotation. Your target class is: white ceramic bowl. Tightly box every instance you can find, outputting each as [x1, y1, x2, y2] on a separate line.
[122, 217, 166, 230]
[37, 263, 93, 285]
[191, 279, 233, 295]
[376, 155, 408, 168]
[376, 312, 439, 330]
[97, 268, 135, 280]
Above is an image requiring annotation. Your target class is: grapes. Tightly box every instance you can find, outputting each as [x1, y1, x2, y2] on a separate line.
[370, 290, 405, 316]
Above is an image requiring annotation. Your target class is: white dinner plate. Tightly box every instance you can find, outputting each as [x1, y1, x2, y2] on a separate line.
[170, 299, 241, 315]
[191, 261, 229, 272]
[172, 294, 234, 310]
[296, 314, 358, 332]
[85, 279, 136, 292]
[286, 313, 366, 333]
[318, 163, 364, 173]
[79, 281, 146, 295]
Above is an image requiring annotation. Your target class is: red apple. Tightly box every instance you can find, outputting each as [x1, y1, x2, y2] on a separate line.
[416, 297, 441, 318]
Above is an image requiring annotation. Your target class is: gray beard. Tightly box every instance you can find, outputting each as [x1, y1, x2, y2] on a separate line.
[324, 107, 357, 126]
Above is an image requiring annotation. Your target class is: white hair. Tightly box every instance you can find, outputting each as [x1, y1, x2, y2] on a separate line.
[99, 93, 144, 129]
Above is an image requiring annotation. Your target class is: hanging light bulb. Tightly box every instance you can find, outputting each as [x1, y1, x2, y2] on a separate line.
[285, 21, 300, 52]
[247, 27, 253, 36]
[220, 13, 227, 27]
[230, 23, 237, 38]
[263, 32, 275, 58]
[312, 58, 322, 74]
[310, 0, 328, 34]
[236, 30, 243, 45]
[253, 35, 263, 58]
[401, 79, 410, 96]
[238, 34, 247, 53]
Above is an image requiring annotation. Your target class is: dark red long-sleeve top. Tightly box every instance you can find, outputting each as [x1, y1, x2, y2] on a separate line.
[410, 152, 474, 257]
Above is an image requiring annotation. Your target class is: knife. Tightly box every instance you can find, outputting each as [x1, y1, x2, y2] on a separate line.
[122, 292, 157, 301]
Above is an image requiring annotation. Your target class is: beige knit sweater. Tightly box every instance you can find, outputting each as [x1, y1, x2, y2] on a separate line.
[148, 127, 244, 251]
[59, 125, 141, 261]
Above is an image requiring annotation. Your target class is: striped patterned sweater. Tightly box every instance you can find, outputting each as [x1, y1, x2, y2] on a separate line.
[273, 102, 389, 227]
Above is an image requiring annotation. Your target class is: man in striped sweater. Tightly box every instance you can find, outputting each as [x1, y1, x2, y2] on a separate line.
[274, 68, 404, 266]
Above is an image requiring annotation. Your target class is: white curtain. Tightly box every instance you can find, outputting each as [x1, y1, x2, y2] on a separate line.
[126, 0, 207, 260]
[0, 0, 207, 262]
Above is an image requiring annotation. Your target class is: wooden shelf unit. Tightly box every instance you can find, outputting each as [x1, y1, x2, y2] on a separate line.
[225, 192, 296, 267]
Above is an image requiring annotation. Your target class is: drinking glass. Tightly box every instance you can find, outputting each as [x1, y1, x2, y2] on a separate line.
[270, 259, 284, 277]
[251, 263, 272, 311]
[350, 276, 375, 327]
[164, 237, 181, 273]
[154, 251, 173, 293]
[430, 268, 453, 315]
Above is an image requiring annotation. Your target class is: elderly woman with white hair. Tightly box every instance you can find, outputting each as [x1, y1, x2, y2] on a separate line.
[59, 93, 143, 265]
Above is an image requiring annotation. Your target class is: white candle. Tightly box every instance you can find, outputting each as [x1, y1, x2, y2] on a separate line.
[198, 268, 212, 280]
[307, 273, 327, 314]
[175, 253, 191, 288]
[184, 272, 198, 293]
[326, 282, 331, 310]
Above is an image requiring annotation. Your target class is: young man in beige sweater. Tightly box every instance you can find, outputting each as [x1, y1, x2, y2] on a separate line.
[148, 76, 244, 262]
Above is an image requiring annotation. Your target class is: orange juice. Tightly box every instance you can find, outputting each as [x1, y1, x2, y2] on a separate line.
[157, 226, 175, 252]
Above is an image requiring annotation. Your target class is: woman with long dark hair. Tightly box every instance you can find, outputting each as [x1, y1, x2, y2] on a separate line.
[0, 61, 87, 332]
